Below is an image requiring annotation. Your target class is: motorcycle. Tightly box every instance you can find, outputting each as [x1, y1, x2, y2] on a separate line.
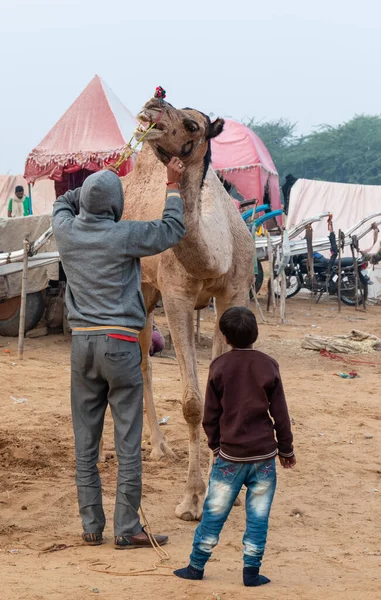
[274, 252, 370, 306]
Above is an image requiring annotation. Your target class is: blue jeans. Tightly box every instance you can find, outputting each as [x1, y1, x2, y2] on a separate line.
[190, 456, 276, 570]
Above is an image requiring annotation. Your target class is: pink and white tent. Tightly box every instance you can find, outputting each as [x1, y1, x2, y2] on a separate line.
[24, 75, 137, 184]
[211, 119, 280, 210]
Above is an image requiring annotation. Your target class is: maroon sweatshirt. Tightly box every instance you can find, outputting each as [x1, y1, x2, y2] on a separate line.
[203, 349, 294, 462]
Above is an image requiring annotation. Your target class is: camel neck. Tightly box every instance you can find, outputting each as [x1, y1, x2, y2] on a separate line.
[179, 168, 204, 228]
[172, 165, 226, 279]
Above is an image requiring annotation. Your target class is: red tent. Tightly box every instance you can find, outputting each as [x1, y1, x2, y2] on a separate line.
[211, 119, 280, 210]
[24, 75, 137, 192]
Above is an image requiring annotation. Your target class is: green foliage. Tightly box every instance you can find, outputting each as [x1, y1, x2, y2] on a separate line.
[246, 114, 381, 186]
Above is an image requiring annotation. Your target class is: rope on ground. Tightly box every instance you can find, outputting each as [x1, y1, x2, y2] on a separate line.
[88, 504, 176, 578]
[319, 348, 381, 366]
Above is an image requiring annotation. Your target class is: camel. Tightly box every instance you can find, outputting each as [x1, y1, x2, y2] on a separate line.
[120, 96, 255, 521]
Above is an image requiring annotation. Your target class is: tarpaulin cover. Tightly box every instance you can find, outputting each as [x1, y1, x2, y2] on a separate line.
[0, 214, 57, 299]
[286, 178, 381, 299]
[287, 178, 381, 255]
[211, 119, 280, 209]
[0, 175, 55, 217]
[24, 75, 137, 183]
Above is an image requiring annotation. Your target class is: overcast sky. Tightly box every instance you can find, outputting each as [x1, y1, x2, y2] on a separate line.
[1, 0, 380, 174]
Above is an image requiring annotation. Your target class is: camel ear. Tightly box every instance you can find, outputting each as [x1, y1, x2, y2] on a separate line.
[207, 118, 224, 139]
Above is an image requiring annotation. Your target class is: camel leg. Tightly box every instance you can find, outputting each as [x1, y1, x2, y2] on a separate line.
[212, 294, 234, 359]
[161, 290, 206, 521]
[98, 436, 106, 464]
[212, 289, 250, 359]
[208, 294, 231, 477]
[139, 308, 175, 461]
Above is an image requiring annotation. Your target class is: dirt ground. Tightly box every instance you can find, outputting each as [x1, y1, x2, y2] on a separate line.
[0, 292, 380, 600]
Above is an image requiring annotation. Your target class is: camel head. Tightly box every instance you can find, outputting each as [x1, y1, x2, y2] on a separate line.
[135, 97, 224, 183]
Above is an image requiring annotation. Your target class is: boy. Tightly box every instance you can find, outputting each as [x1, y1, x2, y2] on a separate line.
[174, 306, 295, 587]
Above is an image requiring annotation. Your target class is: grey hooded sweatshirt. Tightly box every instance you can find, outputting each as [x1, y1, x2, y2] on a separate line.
[52, 170, 185, 336]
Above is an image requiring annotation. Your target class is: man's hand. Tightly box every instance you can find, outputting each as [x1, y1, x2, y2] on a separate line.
[105, 165, 119, 175]
[279, 455, 296, 469]
[166, 157, 186, 186]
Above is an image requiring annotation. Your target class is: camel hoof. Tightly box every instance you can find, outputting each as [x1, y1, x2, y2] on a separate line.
[175, 490, 205, 522]
[150, 440, 176, 462]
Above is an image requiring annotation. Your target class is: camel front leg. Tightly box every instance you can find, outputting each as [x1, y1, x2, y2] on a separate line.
[139, 310, 175, 461]
[212, 289, 250, 359]
[212, 295, 233, 359]
[162, 290, 206, 521]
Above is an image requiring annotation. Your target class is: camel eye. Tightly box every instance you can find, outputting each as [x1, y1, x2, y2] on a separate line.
[183, 119, 200, 133]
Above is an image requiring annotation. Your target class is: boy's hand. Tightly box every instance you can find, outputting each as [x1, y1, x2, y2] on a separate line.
[279, 455, 296, 469]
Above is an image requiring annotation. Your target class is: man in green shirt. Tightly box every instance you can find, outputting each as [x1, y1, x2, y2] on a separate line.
[7, 185, 30, 218]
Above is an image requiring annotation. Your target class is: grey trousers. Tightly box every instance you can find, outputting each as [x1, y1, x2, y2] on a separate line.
[70, 334, 143, 537]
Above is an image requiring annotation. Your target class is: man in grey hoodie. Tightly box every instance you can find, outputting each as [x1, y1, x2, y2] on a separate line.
[52, 158, 186, 549]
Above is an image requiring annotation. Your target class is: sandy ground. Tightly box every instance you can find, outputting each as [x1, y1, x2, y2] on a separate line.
[0, 292, 381, 600]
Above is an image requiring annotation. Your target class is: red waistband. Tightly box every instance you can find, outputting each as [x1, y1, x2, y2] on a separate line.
[108, 334, 138, 342]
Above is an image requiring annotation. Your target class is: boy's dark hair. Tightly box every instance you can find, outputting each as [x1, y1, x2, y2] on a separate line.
[219, 306, 258, 348]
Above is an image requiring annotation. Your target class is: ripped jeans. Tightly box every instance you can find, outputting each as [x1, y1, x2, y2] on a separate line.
[190, 456, 276, 570]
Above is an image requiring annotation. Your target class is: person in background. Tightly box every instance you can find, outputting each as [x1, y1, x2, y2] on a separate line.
[8, 185, 31, 217]
[150, 319, 165, 356]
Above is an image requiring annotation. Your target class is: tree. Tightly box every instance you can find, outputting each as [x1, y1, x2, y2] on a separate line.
[246, 114, 381, 186]
[245, 118, 298, 178]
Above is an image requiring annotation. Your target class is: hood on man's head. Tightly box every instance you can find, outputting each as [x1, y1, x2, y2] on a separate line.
[79, 170, 124, 222]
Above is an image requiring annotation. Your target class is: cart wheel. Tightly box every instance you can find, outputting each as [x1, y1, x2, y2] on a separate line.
[0, 291, 45, 337]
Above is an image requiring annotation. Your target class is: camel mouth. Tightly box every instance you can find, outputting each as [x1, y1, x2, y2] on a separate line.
[134, 111, 167, 142]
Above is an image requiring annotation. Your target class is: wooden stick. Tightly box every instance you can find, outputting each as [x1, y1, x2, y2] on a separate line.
[252, 237, 266, 323]
[350, 241, 359, 310]
[279, 230, 286, 324]
[18, 237, 29, 359]
[337, 229, 342, 313]
[267, 231, 276, 314]
[279, 271, 286, 324]
[196, 310, 201, 344]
